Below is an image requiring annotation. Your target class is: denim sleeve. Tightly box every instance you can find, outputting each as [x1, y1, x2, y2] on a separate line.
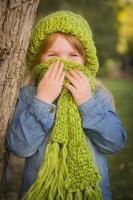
[6, 85, 56, 158]
[78, 89, 127, 154]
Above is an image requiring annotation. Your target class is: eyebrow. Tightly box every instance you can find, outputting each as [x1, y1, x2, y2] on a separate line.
[46, 50, 79, 53]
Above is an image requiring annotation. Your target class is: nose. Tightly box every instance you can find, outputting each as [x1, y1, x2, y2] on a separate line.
[58, 54, 68, 60]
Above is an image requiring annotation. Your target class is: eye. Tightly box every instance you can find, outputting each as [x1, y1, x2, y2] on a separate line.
[47, 54, 56, 57]
[70, 54, 79, 57]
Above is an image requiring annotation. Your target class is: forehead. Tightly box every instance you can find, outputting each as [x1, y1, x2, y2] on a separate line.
[45, 34, 78, 51]
[39, 32, 86, 58]
[43, 33, 81, 51]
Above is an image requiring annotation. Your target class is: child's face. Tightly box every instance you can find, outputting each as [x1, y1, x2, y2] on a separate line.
[40, 34, 84, 65]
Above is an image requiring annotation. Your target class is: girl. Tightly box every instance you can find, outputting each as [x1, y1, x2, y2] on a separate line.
[6, 10, 127, 200]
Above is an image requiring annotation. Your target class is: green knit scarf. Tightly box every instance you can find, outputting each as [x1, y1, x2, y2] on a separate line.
[22, 57, 103, 200]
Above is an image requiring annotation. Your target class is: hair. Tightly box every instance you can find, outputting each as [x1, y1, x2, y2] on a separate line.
[23, 32, 86, 85]
[23, 32, 115, 110]
[32, 32, 87, 68]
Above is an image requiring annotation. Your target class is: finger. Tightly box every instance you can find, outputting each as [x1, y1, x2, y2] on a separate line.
[69, 69, 83, 82]
[74, 69, 87, 80]
[55, 62, 64, 81]
[49, 60, 61, 79]
[47, 60, 60, 78]
[65, 72, 80, 88]
[45, 61, 56, 77]
[65, 83, 76, 94]
[59, 71, 65, 85]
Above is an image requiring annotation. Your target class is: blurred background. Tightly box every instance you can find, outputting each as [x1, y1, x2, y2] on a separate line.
[5, 0, 133, 200]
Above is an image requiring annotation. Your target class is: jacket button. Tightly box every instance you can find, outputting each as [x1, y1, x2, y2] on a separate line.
[48, 107, 55, 113]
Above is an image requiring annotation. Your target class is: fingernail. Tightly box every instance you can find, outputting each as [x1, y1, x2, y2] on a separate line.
[55, 60, 59, 64]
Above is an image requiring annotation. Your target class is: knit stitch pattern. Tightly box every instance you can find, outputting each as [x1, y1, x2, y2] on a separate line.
[26, 10, 99, 77]
[21, 58, 103, 200]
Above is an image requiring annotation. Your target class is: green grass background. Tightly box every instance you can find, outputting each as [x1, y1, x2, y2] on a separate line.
[102, 78, 133, 200]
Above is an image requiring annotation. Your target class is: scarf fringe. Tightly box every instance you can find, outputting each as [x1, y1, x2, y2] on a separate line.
[21, 142, 68, 200]
[66, 187, 103, 200]
[22, 142, 103, 200]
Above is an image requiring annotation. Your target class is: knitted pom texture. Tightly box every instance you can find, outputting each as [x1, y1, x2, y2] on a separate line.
[21, 58, 103, 200]
[26, 10, 99, 77]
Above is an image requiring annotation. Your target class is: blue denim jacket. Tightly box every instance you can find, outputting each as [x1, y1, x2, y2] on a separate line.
[6, 84, 127, 200]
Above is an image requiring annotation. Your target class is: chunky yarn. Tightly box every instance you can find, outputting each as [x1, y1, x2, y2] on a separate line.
[21, 57, 103, 200]
[26, 10, 99, 77]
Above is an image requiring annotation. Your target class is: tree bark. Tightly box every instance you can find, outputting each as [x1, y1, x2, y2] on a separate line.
[0, 0, 40, 199]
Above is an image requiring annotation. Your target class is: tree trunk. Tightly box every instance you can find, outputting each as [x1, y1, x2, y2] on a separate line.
[0, 0, 40, 199]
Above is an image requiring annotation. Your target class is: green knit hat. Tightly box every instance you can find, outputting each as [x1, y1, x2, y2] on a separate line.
[26, 10, 99, 77]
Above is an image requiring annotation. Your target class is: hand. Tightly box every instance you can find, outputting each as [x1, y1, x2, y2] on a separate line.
[65, 69, 92, 106]
[35, 61, 65, 104]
